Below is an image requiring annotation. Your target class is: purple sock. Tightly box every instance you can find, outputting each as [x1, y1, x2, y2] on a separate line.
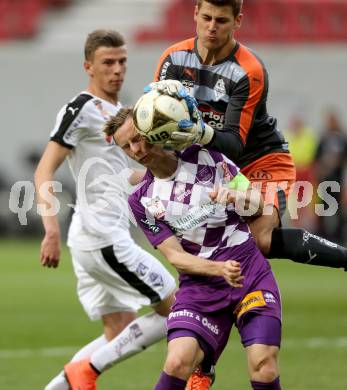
[251, 377, 281, 390]
[154, 371, 187, 390]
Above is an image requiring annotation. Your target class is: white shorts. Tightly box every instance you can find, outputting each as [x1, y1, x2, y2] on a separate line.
[70, 239, 176, 321]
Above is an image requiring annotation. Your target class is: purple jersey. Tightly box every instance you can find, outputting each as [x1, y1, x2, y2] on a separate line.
[129, 145, 280, 314]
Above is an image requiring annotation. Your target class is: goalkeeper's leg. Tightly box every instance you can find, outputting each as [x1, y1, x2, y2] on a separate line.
[249, 208, 347, 269]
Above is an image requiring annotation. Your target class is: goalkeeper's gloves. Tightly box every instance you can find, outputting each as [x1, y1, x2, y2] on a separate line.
[145, 80, 215, 150]
[144, 80, 186, 99]
[145, 80, 197, 117]
[164, 118, 214, 151]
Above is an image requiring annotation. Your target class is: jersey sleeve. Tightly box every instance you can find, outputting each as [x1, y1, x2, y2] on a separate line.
[154, 52, 179, 81]
[128, 193, 174, 248]
[214, 152, 250, 191]
[216, 152, 240, 182]
[223, 75, 264, 145]
[154, 39, 195, 81]
[224, 48, 267, 146]
[210, 55, 267, 163]
[50, 94, 93, 148]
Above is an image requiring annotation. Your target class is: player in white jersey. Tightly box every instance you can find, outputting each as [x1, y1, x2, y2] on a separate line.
[34, 30, 176, 390]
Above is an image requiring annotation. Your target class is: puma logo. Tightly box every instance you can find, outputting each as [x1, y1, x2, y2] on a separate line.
[68, 107, 79, 115]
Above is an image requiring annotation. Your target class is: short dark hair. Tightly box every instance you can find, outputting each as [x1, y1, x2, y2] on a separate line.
[103, 107, 133, 138]
[84, 29, 125, 61]
[196, 0, 243, 18]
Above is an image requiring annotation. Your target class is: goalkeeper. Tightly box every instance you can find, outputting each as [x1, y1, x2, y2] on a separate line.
[150, 0, 347, 272]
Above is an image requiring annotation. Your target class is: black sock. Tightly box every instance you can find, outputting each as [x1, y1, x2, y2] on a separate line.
[269, 228, 347, 270]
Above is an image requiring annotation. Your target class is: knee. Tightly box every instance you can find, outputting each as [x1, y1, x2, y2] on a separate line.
[250, 354, 279, 383]
[164, 354, 193, 380]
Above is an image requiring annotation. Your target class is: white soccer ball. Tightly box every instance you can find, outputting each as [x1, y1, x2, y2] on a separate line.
[133, 89, 190, 144]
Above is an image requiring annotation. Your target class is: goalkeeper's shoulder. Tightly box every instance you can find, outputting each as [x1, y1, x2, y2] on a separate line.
[158, 38, 195, 59]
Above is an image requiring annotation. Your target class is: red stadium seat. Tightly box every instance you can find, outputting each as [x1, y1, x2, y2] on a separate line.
[134, 0, 347, 44]
[43, 0, 73, 8]
[324, 1, 347, 41]
[0, 0, 43, 40]
[0, 0, 74, 41]
[135, 0, 195, 43]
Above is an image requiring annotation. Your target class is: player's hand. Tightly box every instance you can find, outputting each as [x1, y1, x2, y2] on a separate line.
[145, 80, 202, 119]
[40, 231, 61, 268]
[209, 186, 236, 206]
[222, 260, 244, 288]
[210, 186, 264, 217]
[144, 80, 186, 99]
[145, 80, 214, 150]
[163, 119, 203, 151]
[164, 117, 214, 151]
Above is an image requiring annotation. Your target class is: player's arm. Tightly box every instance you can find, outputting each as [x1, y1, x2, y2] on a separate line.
[157, 236, 244, 288]
[165, 70, 264, 162]
[34, 141, 70, 268]
[207, 73, 262, 161]
[209, 176, 264, 218]
[129, 193, 243, 286]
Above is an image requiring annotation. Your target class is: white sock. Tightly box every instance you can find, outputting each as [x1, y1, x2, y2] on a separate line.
[44, 371, 69, 390]
[70, 334, 107, 362]
[44, 335, 107, 389]
[90, 312, 167, 372]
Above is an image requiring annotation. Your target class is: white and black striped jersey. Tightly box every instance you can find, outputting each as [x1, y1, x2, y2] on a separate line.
[50, 92, 132, 250]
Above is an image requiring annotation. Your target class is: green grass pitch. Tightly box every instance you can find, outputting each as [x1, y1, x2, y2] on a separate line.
[0, 238, 346, 389]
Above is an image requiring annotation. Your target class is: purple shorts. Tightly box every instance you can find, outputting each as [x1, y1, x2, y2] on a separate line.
[167, 290, 282, 365]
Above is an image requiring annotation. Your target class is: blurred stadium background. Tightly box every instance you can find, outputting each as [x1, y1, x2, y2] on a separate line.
[0, 0, 347, 389]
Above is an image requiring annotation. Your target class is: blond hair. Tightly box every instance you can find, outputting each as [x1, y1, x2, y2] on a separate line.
[103, 107, 133, 137]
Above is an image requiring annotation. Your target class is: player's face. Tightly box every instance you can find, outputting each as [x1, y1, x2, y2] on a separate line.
[194, 2, 241, 52]
[84, 45, 127, 99]
[114, 118, 158, 166]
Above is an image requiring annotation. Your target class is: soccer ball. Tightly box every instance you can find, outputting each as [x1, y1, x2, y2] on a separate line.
[133, 89, 190, 144]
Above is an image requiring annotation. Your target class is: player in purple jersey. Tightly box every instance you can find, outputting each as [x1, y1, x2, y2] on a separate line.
[104, 108, 283, 390]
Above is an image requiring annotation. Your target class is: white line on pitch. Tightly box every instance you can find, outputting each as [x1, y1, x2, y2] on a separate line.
[0, 337, 347, 359]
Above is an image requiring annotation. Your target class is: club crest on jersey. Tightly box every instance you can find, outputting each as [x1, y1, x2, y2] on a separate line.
[214, 78, 226, 101]
[145, 196, 166, 219]
[181, 80, 194, 95]
[196, 166, 214, 184]
[93, 99, 109, 120]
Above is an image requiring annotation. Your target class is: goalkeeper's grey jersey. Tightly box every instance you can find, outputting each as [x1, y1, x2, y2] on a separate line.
[50, 91, 133, 250]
